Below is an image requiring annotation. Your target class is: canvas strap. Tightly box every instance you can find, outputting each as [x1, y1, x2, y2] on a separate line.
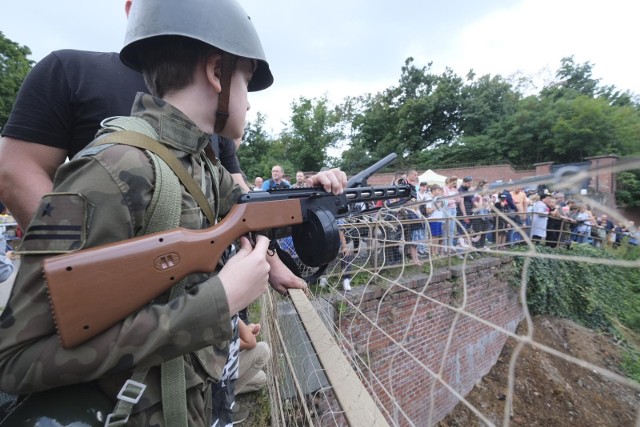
[95, 131, 216, 225]
[213, 53, 237, 135]
[97, 127, 211, 427]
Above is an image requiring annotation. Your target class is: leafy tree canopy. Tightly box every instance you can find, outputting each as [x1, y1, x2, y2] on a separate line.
[0, 32, 33, 129]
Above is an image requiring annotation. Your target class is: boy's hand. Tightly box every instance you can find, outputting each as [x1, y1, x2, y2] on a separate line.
[249, 323, 261, 336]
[306, 168, 347, 195]
[266, 252, 307, 295]
[218, 235, 270, 314]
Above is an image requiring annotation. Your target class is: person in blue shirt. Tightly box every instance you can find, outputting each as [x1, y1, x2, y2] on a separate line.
[261, 165, 291, 190]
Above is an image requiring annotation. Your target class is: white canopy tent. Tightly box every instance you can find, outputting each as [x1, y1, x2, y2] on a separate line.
[417, 169, 447, 186]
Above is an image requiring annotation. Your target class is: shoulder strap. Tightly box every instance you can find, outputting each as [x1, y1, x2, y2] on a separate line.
[95, 130, 216, 225]
[143, 153, 182, 235]
[96, 124, 192, 427]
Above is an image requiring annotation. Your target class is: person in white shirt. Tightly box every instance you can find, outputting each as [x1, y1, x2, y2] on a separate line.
[253, 176, 264, 191]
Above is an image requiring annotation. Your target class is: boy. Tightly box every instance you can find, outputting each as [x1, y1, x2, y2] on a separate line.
[0, 0, 346, 425]
[426, 184, 445, 255]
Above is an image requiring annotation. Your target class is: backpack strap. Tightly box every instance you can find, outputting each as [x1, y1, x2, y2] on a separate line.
[97, 119, 193, 427]
[143, 152, 182, 235]
[95, 128, 216, 225]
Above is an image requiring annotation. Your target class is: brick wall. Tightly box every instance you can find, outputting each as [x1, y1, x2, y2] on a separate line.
[366, 165, 536, 187]
[334, 257, 524, 426]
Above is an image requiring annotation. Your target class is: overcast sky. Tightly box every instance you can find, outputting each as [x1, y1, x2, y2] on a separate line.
[4, 0, 639, 135]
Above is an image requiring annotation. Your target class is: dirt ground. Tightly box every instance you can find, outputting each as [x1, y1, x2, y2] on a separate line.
[438, 316, 640, 427]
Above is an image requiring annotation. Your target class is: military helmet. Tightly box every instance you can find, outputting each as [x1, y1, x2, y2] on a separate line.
[120, 0, 273, 92]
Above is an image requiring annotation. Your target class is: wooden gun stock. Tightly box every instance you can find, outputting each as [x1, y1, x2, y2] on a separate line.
[44, 199, 303, 349]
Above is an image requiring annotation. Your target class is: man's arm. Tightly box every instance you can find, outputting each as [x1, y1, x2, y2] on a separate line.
[231, 173, 251, 192]
[0, 137, 67, 228]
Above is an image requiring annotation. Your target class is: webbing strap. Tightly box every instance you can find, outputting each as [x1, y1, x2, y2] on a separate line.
[148, 150, 189, 427]
[161, 277, 188, 427]
[95, 131, 216, 225]
[98, 126, 190, 426]
[105, 370, 149, 426]
[213, 53, 237, 134]
[143, 153, 182, 235]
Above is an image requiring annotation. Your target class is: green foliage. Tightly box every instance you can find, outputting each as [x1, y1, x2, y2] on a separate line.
[0, 32, 33, 129]
[540, 56, 601, 100]
[615, 170, 640, 208]
[345, 58, 465, 167]
[239, 113, 277, 180]
[514, 245, 640, 333]
[279, 96, 342, 172]
[621, 349, 640, 383]
[460, 73, 520, 136]
[514, 244, 640, 380]
[361, 55, 640, 169]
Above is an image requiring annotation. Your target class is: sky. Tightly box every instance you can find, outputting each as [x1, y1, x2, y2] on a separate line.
[3, 0, 639, 135]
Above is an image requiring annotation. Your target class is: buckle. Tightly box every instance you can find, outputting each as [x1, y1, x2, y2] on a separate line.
[105, 412, 129, 426]
[117, 379, 146, 404]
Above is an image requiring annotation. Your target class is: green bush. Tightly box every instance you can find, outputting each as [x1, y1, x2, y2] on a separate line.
[514, 245, 640, 333]
[513, 244, 640, 380]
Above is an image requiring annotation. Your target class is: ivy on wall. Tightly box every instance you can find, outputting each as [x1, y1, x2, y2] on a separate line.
[513, 244, 640, 380]
[514, 245, 640, 332]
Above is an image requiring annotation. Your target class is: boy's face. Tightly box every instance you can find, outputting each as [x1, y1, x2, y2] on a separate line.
[222, 58, 255, 140]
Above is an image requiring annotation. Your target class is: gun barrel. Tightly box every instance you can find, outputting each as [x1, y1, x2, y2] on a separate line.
[347, 153, 397, 188]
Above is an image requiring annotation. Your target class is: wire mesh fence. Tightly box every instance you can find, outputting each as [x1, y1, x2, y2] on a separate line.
[258, 158, 640, 426]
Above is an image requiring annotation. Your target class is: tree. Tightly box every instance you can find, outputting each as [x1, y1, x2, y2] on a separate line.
[548, 96, 616, 162]
[279, 96, 342, 172]
[616, 170, 640, 208]
[421, 72, 523, 167]
[459, 73, 520, 136]
[238, 113, 278, 180]
[540, 56, 600, 101]
[347, 58, 465, 167]
[0, 32, 33, 129]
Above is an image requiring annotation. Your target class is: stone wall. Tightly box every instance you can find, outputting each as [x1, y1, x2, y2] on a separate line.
[334, 257, 524, 426]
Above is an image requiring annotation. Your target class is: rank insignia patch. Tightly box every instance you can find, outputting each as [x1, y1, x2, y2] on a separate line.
[18, 193, 90, 254]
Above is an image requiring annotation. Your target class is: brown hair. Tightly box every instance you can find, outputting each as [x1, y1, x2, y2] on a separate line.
[137, 36, 222, 98]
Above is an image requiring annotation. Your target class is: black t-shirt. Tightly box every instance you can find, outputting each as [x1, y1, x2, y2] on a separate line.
[458, 184, 474, 215]
[2, 49, 241, 173]
[211, 135, 240, 174]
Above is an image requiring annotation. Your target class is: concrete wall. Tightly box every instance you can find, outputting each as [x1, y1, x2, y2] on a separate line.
[334, 257, 524, 426]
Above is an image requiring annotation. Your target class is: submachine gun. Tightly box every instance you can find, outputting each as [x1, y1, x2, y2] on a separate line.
[44, 153, 405, 349]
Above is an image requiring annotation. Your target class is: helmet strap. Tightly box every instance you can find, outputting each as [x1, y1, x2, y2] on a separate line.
[214, 53, 237, 134]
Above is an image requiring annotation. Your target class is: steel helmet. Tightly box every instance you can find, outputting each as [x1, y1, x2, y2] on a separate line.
[120, 0, 273, 92]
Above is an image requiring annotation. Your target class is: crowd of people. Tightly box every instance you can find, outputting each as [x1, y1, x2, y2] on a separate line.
[251, 165, 309, 191]
[529, 191, 639, 249]
[334, 171, 639, 271]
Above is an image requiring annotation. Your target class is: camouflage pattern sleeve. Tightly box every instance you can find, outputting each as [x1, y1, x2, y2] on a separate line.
[0, 145, 231, 394]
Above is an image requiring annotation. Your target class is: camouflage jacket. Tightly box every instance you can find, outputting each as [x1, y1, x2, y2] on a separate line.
[0, 93, 243, 426]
